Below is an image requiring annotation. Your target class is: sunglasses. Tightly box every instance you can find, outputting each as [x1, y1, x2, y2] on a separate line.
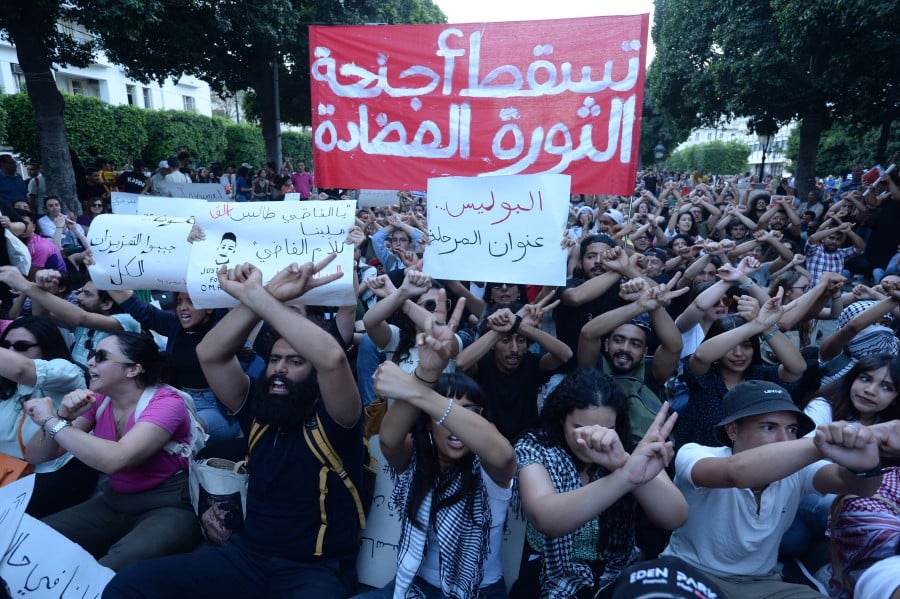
[88, 349, 135, 365]
[421, 299, 452, 313]
[92, 203, 104, 208]
[386, 237, 410, 244]
[0, 340, 40, 352]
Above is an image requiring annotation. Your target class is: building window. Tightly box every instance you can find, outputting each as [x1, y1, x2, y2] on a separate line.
[143, 87, 152, 109]
[70, 78, 100, 97]
[706, 132, 713, 140]
[182, 95, 196, 112]
[126, 85, 136, 106]
[11, 63, 26, 92]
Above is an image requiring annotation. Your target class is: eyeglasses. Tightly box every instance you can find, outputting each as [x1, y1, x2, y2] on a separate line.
[386, 237, 410, 244]
[88, 349, 134, 365]
[0, 340, 40, 352]
[421, 299, 452, 313]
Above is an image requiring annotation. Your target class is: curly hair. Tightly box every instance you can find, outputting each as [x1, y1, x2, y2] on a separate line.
[534, 367, 632, 454]
[405, 372, 487, 531]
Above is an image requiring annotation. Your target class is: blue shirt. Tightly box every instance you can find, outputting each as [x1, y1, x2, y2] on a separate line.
[0, 172, 27, 203]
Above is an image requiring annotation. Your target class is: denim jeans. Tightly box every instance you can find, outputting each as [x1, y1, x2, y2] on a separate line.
[104, 542, 357, 597]
[779, 493, 834, 558]
[186, 388, 241, 444]
[356, 334, 385, 407]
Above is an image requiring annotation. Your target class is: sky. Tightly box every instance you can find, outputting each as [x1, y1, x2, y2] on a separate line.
[433, 0, 656, 59]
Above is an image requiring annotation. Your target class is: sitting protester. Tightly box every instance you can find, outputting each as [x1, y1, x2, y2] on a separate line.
[24, 332, 199, 571]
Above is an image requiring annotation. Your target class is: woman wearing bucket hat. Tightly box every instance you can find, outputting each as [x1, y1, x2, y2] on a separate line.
[661, 379, 884, 599]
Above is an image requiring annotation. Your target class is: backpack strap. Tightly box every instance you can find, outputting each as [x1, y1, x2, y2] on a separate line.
[303, 415, 366, 556]
[247, 419, 269, 458]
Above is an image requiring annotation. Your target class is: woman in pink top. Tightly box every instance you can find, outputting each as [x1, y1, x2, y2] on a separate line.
[23, 332, 199, 571]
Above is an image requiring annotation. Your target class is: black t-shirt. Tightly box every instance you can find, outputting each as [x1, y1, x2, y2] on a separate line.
[475, 352, 549, 442]
[116, 170, 148, 194]
[237, 396, 364, 562]
[555, 277, 625, 370]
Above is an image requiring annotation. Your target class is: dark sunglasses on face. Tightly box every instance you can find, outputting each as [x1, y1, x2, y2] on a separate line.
[0, 340, 40, 352]
[421, 299, 452, 312]
[88, 349, 134, 365]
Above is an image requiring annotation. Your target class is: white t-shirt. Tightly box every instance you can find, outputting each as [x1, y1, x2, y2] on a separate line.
[416, 466, 512, 588]
[662, 443, 827, 577]
[381, 324, 460, 375]
[164, 170, 192, 184]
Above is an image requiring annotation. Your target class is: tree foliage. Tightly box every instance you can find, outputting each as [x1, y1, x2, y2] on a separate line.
[785, 119, 900, 177]
[281, 131, 313, 166]
[649, 0, 899, 196]
[1, 93, 272, 169]
[665, 140, 750, 174]
[224, 122, 266, 167]
[84, 0, 447, 161]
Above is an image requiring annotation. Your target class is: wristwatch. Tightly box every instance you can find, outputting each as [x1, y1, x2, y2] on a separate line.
[48, 418, 72, 439]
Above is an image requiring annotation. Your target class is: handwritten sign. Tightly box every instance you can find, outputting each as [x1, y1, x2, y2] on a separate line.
[0, 476, 34, 561]
[86, 214, 194, 291]
[356, 436, 526, 592]
[423, 174, 569, 285]
[358, 190, 402, 208]
[137, 196, 206, 218]
[164, 183, 230, 201]
[110, 192, 140, 214]
[186, 200, 356, 309]
[0, 514, 115, 598]
[310, 16, 648, 195]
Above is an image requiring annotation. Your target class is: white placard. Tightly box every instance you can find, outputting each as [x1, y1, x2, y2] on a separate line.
[86, 214, 194, 291]
[110, 192, 140, 214]
[358, 190, 401, 208]
[283, 193, 301, 202]
[423, 174, 570, 286]
[164, 183, 230, 201]
[137, 196, 206, 218]
[0, 476, 34, 559]
[356, 436, 526, 592]
[0, 514, 115, 598]
[186, 200, 356, 308]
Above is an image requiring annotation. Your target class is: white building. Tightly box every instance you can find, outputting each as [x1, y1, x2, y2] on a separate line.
[675, 117, 796, 177]
[0, 21, 212, 116]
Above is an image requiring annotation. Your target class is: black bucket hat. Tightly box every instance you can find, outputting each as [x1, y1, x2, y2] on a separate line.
[714, 380, 815, 446]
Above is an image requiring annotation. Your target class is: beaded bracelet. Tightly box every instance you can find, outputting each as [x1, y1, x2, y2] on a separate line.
[436, 398, 454, 426]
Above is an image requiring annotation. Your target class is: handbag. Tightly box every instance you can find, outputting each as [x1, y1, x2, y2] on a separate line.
[0, 413, 35, 488]
[4, 228, 31, 276]
[189, 458, 248, 545]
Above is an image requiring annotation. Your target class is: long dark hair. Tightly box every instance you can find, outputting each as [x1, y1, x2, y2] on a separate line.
[113, 332, 170, 388]
[405, 372, 486, 531]
[536, 367, 632, 454]
[703, 314, 762, 371]
[807, 354, 900, 422]
[0, 316, 78, 399]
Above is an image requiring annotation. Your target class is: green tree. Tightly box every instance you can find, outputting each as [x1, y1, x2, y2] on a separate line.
[224, 122, 266, 168]
[87, 0, 446, 167]
[0, 1, 95, 205]
[785, 119, 900, 177]
[666, 140, 750, 174]
[141, 110, 227, 167]
[649, 0, 899, 198]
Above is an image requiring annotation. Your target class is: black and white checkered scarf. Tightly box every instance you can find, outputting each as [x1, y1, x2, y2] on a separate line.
[515, 432, 636, 599]
[392, 453, 491, 598]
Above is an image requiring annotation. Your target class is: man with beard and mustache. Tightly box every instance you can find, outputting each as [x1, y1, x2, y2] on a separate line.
[455, 295, 572, 441]
[557, 236, 644, 369]
[104, 258, 364, 598]
[577, 276, 687, 442]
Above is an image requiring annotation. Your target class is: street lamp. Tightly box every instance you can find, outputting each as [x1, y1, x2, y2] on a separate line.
[653, 143, 666, 178]
[757, 132, 774, 180]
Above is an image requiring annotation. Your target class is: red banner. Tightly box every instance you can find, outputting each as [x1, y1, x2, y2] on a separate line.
[309, 16, 648, 195]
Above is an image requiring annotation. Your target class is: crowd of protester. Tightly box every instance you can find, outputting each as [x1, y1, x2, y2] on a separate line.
[0, 147, 899, 599]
